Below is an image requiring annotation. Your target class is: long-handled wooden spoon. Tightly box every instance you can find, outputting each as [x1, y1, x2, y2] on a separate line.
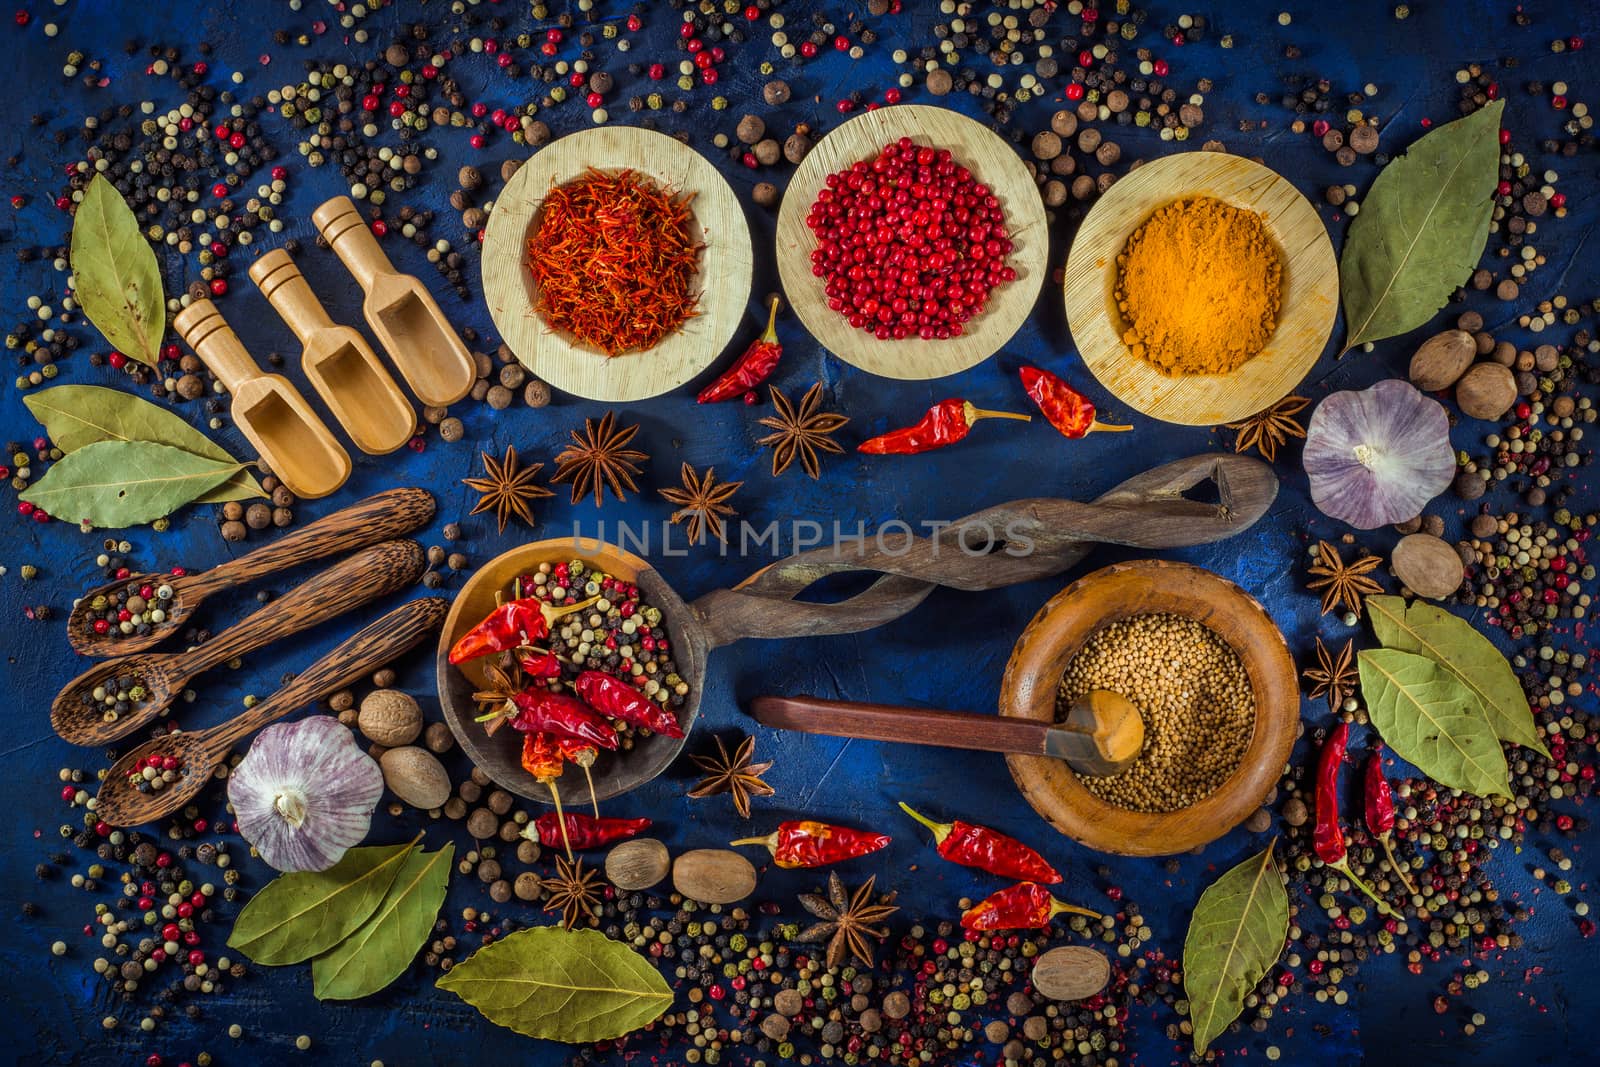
[93, 597, 450, 828]
[66, 487, 434, 657]
[53, 540, 425, 747]
[749, 691, 1145, 776]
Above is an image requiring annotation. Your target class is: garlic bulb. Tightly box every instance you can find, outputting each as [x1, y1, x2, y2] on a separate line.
[228, 716, 384, 872]
[1304, 379, 1455, 530]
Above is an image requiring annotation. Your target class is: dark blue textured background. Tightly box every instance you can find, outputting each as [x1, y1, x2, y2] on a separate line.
[2, 1, 1597, 1064]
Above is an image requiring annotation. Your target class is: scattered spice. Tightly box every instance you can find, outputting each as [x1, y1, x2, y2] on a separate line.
[687, 733, 775, 819]
[1019, 365, 1131, 440]
[731, 820, 891, 869]
[551, 412, 648, 506]
[1302, 636, 1358, 711]
[897, 802, 1060, 884]
[859, 398, 1030, 455]
[1227, 395, 1310, 462]
[697, 296, 783, 403]
[658, 463, 742, 544]
[1305, 540, 1385, 616]
[541, 855, 605, 931]
[794, 872, 900, 970]
[1312, 722, 1399, 918]
[961, 882, 1102, 932]
[757, 383, 849, 479]
[462, 445, 553, 533]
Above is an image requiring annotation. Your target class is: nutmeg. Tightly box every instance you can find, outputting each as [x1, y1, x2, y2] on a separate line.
[1455, 362, 1517, 420]
[358, 690, 422, 747]
[1408, 330, 1476, 392]
[1391, 533, 1466, 600]
[379, 746, 450, 810]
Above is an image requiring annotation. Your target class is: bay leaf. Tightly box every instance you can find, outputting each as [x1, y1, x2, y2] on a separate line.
[1358, 648, 1509, 797]
[1183, 842, 1288, 1055]
[311, 842, 453, 1001]
[438, 926, 673, 1043]
[1340, 100, 1503, 352]
[227, 839, 416, 966]
[1367, 595, 1547, 757]
[71, 174, 165, 367]
[20, 440, 244, 529]
[24, 385, 263, 502]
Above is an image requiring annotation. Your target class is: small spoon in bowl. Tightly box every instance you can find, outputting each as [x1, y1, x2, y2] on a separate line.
[65, 487, 435, 657]
[94, 597, 450, 828]
[52, 540, 425, 747]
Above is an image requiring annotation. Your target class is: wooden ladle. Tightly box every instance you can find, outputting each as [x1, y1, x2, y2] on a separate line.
[750, 692, 1146, 776]
[53, 540, 425, 747]
[173, 298, 351, 500]
[66, 487, 435, 657]
[312, 195, 475, 407]
[249, 248, 415, 455]
[93, 597, 450, 828]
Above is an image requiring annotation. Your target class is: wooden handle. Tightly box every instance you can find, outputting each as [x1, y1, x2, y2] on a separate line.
[212, 597, 451, 750]
[250, 248, 333, 342]
[749, 695, 1055, 756]
[180, 540, 426, 673]
[313, 195, 391, 291]
[190, 488, 435, 596]
[172, 299, 260, 393]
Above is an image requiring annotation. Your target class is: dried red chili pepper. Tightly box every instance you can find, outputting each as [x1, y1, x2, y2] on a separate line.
[448, 594, 596, 664]
[960, 882, 1101, 931]
[897, 802, 1061, 884]
[533, 812, 652, 849]
[517, 649, 564, 679]
[490, 689, 618, 750]
[520, 732, 573, 858]
[698, 295, 782, 403]
[1019, 365, 1132, 439]
[1364, 744, 1418, 897]
[857, 398, 1031, 455]
[1314, 723, 1398, 918]
[574, 670, 684, 738]
[729, 820, 890, 868]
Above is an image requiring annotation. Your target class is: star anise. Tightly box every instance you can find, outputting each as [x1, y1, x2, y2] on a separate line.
[1302, 636, 1357, 711]
[463, 444, 554, 533]
[1226, 395, 1309, 463]
[470, 654, 525, 735]
[551, 411, 648, 506]
[686, 733, 774, 818]
[1306, 540, 1385, 616]
[757, 383, 849, 479]
[541, 855, 604, 930]
[793, 872, 899, 970]
[659, 463, 743, 545]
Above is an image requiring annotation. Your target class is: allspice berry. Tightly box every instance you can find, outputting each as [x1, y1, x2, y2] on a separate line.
[783, 132, 813, 164]
[220, 520, 247, 542]
[752, 181, 779, 208]
[1050, 109, 1078, 138]
[1455, 362, 1517, 420]
[762, 80, 791, 106]
[753, 138, 782, 166]
[735, 114, 766, 145]
[524, 380, 551, 408]
[1030, 131, 1062, 160]
[439, 417, 464, 443]
[925, 68, 953, 95]
[457, 165, 482, 191]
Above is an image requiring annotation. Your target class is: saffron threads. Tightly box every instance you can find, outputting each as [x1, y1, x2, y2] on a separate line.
[526, 168, 703, 356]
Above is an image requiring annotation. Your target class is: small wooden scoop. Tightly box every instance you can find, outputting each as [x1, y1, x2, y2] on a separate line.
[249, 248, 415, 455]
[52, 540, 425, 746]
[312, 195, 475, 407]
[66, 487, 434, 657]
[750, 691, 1145, 776]
[173, 298, 351, 500]
[93, 597, 450, 828]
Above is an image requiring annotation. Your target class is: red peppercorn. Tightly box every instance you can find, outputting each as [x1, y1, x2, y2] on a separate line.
[188, 950, 205, 966]
[211, 182, 227, 197]
[14, 10, 29, 25]
[1553, 95, 1568, 109]
[208, 278, 228, 296]
[162, 923, 181, 942]
[701, 67, 718, 85]
[1153, 58, 1170, 76]
[469, 134, 485, 149]
[884, 88, 902, 104]
[1486, 82, 1499, 100]
[743, 4, 759, 18]
[1570, 36, 1585, 50]
[155, 851, 173, 868]
[626, 13, 642, 32]
[800, 40, 818, 58]
[1550, 192, 1567, 210]
[834, 35, 850, 51]
[60, 785, 76, 802]
[835, 98, 854, 113]
[648, 62, 666, 80]
[586, 91, 604, 108]
[686, 36, 703, 53]
[1065, 81, 1085, 101]
[1497, 179, 1512, 198]
[1499, 128, 1511, 145]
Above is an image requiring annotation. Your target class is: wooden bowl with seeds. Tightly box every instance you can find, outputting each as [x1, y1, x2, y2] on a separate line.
[1001, 559, 1298, 856]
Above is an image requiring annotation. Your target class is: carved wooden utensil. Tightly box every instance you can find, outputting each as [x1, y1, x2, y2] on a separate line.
[66, 487, 435, 657]
[312, 195, 475, 407]
[53, 541, 425, 747]
[249, 248, 415, 455]
[94, 597, 450, 828]
[173, 298, 351, 500]
[749, 691, 1145, 776]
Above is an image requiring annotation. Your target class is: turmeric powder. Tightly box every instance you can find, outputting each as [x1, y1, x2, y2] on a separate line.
[1113, 196, 1283, 377]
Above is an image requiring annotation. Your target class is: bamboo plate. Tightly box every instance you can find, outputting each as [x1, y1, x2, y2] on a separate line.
[776, 104, 1048, 380]
[1001, 560, 1299, 856]
[481, 126, 752, 402]
[1062, 151, 1338, 426]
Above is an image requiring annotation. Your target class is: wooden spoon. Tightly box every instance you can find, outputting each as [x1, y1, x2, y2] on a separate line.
[749, 691, 1145, 776]
[312, 195, 475, 407]
[93, 597, 450, 828]
[53, 540, 425, 747]
[249, 248, 415, 455]
[66, 487, 435, 657]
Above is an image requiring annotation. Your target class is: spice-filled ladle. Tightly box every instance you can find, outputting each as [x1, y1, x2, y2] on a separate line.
[248, 248, 415, 455]
[65, 487, 435, 657]
[173, 298, 351, 500]
[52, 540, 425, 747]
[312, 195, 475, 407]
[93, 597, 450, 828]
[750, 691, 1145, 776]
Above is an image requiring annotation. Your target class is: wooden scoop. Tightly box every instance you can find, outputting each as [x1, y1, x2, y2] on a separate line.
[750, 690, 1145, 776]
[52, 540, 425, 746]
[66, 487, 435, 657]
[173, 298, 351, 500]
[249, 248, 415, 455]
[93, 596, 450, 828]
[312, 195, 475, 407]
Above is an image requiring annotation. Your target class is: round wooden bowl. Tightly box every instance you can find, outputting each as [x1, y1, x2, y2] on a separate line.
[1000, 560, 1298, 856]
[1062, 151, 1337, 426]
[481, 126, 752, 402]
[435, 539, 705, 805]
[776, 104, 1048, 380]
